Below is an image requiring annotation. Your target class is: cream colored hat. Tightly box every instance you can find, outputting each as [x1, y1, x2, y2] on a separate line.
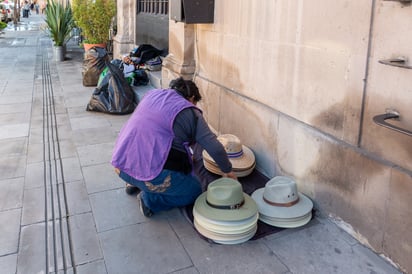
[202, 134, 255, 177]
[251, 176, 313, 228]
[193, 178, 258, 221]
[193, 178, 259, 244]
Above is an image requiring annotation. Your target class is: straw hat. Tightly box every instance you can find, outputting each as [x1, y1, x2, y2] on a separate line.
[193, 178, 259, 244]
[193, 178, 258, 222]
[251, 176, 313, 228]
[202, 134, 255, 177]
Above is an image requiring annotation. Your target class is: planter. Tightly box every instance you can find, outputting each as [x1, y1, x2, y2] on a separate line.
[83, 43, 107, 52]
[54, 45, 65, 62]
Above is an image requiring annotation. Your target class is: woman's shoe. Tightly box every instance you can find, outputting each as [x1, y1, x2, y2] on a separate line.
[125, 184, 140, 195]
[137, 193, 153, 217]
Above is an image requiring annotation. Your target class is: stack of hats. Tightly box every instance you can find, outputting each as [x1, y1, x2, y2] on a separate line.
[203, 134, 256, 177]
[251, 176, 313, 228]
[193, 178, 259, 244]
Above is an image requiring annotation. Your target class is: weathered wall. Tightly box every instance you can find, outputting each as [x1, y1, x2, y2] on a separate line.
[112, 0, 136, 58]
[163, 0, 412, 272]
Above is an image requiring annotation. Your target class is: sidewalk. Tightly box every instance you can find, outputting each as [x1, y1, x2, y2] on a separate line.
[0, 14, 404, 274]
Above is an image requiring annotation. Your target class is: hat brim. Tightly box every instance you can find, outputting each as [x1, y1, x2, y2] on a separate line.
[194, 220, 257, 244]
[194, 209, 259, 234]
[202, 145, 255, 170]
[203, 159, 255, 177]
[194, 192, 258, 222]
[258, 211, 312, 228]
[251, 188, 313, 219]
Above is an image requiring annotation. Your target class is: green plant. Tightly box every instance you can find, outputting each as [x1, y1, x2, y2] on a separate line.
[44, 0, 75, 46]
[72, 0, 116, 44]
[0, 21, 7, 30]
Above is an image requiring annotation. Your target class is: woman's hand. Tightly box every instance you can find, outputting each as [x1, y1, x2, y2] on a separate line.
[222, 171, 237, 181]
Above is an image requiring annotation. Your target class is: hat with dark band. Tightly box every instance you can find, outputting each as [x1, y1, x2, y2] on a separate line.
[193, 178, 259, 244]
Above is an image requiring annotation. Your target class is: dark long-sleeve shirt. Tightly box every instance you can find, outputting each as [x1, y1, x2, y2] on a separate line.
[172, 108, 232, 173]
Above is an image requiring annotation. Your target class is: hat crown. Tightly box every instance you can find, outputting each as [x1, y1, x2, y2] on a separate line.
[218, 134, 243, 156]
[206, 178, 244, 206]
[263, 176, 299, 204]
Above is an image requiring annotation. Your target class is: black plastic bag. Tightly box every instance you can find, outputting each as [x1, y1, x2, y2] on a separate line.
[130, 44, 162, 65]
[132, 69, 149, 86]
[86, 62, 137, 115]
[82, 47, 109, 87]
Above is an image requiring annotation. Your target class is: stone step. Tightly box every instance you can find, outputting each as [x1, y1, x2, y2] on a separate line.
[147, 70, 162, 89]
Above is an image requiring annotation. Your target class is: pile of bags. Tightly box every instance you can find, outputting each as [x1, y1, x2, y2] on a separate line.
[84, 44, 166, 115]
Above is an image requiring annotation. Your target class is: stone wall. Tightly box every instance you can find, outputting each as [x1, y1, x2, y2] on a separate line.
[163, 1, 412, 272]
[118, 1, 412, 271]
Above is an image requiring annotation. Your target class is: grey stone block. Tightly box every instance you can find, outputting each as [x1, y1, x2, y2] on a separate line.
[0, 208, 21, 256]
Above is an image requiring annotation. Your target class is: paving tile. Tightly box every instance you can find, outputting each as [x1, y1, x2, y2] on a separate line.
[0, 137, 27, 158]
[67, 106, 98, 119]
[59, 157, 83, 183]
[89, 188, 142, 232]
[82, 164, 125, 194]
[82, 163, 122, 194]
[0, 254, 17, 274]
[65, 181, 92, 216]
[75, 260, 107, 274]
[0, 156, 26, 180]
[22, 186, 46, 225]
[264, 221, 402, 274]
[72, 127, 119, 146]
[64, 94, 94, 108]
[69, 212, 103, 265]
[56, 113, 71, 126]
[181, 231, 287, 273]
[17, 223, 46, 274]
[27, 142, 44, 163]
[170, 267, 200, 274]
[24, 161, 46, 189]
[168, 209, 289, 273]
[56, 124, 74, 141]
[0, 208, 21, 256]
[70, 116, 111, 131]
[76, 142, 115, 166]
[29, 127, 44, 144]
[99, 222, 193, 273]
[0, 177, 24, 211]
[0, 103, 31, 114]
[0, 123, 29, 139]
[58, 140, 78, 159]
[0, 112, 31, 126]
[0, 95, 32, 104]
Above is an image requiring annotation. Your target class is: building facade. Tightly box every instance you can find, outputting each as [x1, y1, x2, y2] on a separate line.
[113, 1, 412, 272]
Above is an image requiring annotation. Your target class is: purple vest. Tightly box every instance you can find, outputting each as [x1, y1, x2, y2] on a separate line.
[111, 89, 197, 180]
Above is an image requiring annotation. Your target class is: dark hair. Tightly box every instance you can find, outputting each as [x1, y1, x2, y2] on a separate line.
[169, 77, 202, 102]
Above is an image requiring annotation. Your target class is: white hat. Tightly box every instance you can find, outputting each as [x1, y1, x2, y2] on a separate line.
[251, 176, 313, 228]
[194, 178, 258, 221]
[193, 178, 259, 244]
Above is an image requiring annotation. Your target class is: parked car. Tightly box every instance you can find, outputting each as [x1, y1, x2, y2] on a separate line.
[0, 2, 14, 22]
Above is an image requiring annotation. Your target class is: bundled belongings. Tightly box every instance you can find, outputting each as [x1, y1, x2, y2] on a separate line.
[145, 56, 162, 71]
[82, 47, 110, 87]
[86, 62, 137, 114]
[203, 134, 256, 177]
[193, 178, 259, 244]
[121, 55, 150, 85]
[130, 44, 163, 65]
[98, 58, 149, 87]
[251, 176, 313, 228]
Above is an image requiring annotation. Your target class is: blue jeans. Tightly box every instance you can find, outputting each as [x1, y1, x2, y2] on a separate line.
[119, 169, 202, 213]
